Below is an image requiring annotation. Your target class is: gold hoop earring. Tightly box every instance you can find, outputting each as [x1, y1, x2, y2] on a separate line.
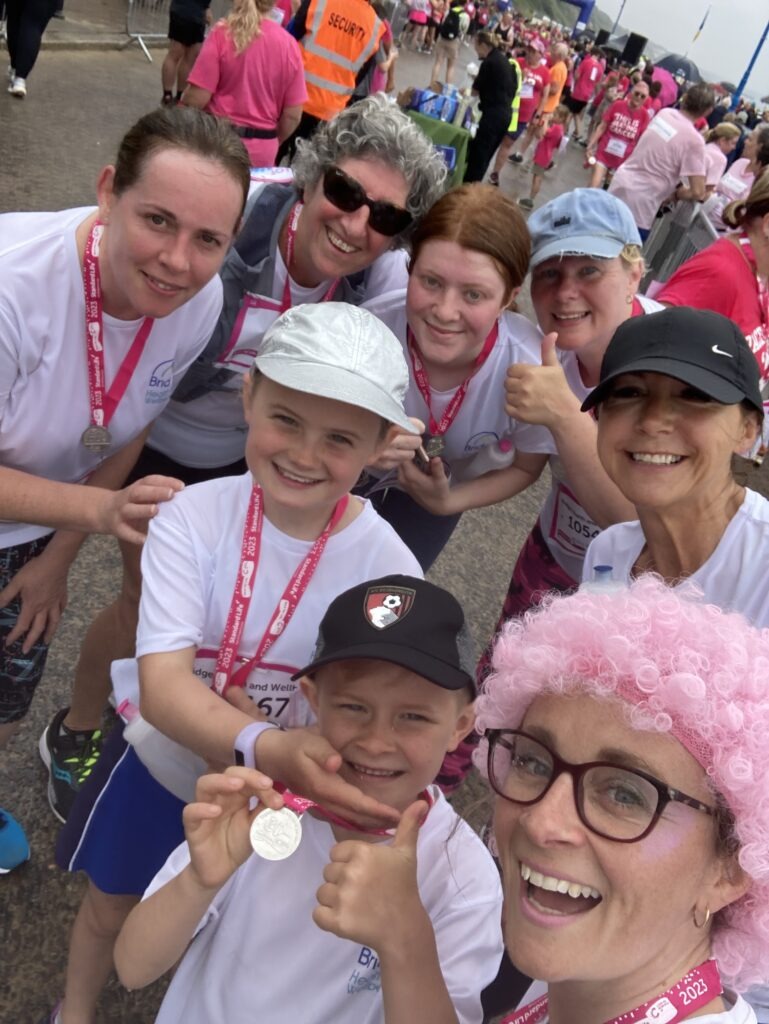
[693, 906, 711, 929]
[626, 294, 634, 305]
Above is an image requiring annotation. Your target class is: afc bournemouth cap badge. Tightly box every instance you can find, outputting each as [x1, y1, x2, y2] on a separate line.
[364, 587, 416, 630]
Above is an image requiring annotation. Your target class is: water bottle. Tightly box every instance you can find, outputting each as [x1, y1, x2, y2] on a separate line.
[118, 700, 203, 804]
[462, 437, 516, 480]
[580, 565, 626, 593]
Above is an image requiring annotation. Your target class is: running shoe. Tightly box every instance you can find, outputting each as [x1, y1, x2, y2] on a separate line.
[39, 708, 103, 822]
[0, 807, 30, 873]
[8, 76, 26, 98]
[508, 153, 523, 164]
[518, 197, 534, 210]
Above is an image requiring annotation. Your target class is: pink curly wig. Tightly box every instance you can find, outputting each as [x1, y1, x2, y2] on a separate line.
[474, 576, 769, 991]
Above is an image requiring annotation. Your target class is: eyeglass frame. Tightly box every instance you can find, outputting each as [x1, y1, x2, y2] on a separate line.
[321, 166, 413, 238]
[485, 728, 716, 844]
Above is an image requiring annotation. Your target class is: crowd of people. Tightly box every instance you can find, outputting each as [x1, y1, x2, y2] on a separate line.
[3, 2, 769, 1024]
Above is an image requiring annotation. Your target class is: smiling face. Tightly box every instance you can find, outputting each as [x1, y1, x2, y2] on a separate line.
[493, 694, 742, 991]
[96, 147, 242, 321]
[302, 659, 474, 813]
[407, 239, 510, 381]
[595, 372, 758, 514]
[242, 374, 388, 537]
[530, 255, 643, 362]
[293, 156, 410, 287]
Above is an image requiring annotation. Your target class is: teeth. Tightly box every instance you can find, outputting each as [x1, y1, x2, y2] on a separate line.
[554, 312, 587, 321]
[277, 466, 318, 484]
[520, 862, 600, 900]
[352, 763, 398, 777]
[146, 274, 177, 292]
[328, 230, 357, 254]
[631, 453, 682, 465]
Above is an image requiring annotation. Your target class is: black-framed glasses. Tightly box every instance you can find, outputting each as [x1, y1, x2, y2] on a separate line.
[486, 729, 716, 843]
[322, 166, 413, 237]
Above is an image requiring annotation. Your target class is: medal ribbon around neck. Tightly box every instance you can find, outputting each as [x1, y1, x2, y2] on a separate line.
[212, 485, 348, 697]
[739, 233, 769, 333]
[501, 959, 723, 1024]
[81, 221, 154, 452]
[281, 203, 341, 311]
[406, 320, 499, 439]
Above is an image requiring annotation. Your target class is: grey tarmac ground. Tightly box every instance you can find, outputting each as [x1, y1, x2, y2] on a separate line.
[3, 17, 768, 1022]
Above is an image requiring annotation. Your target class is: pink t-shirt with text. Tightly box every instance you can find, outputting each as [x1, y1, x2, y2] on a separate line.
[608, 107, 706, 230]
[517, 58, 550, 124]
[188, 19, 307, 167]
[596, 99, 649, 170]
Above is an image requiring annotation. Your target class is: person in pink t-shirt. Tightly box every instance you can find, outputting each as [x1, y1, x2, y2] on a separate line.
[609, 83, 715, 239]
[488, 38, 549, 179]
[566, 49, 602, 140]
[518, 103, 568, 210]
[586, 80, 649, 188]
[182, 0, 307, 168]
[703, 123, 742, 194]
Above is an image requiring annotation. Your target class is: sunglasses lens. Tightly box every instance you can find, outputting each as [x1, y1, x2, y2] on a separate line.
[323, 167, 412, 238]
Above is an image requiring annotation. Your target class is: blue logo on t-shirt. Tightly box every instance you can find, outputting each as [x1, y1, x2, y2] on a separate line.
[347, 947, 382, 994]
[145, 360, 175, 404]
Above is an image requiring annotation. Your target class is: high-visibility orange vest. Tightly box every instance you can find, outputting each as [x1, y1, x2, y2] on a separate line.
[300, 0, 386, 121]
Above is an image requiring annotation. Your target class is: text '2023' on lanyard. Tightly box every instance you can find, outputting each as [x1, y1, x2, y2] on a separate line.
[211, 485, 348, 698]
[502, 959, 722, 1024]
[81, 221, 154, 454]
[406, 321, 499, 459]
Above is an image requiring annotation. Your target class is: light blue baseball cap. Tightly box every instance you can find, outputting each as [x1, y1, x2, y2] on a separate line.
[528, 188, 642, 268]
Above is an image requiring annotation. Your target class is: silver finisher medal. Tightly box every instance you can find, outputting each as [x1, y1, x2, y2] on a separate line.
[250, 806, 302, 860]
[423, 435, 445, 459]
[81, 425, 113, 454]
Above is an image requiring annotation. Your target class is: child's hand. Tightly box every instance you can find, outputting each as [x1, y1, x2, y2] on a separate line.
[313, 800, 428, 952]
[184, 767, 284, 891]
[256, 727, 402, 829]
[397, 456, 457, 515]
[366, 417, 425, 472]
[505, 332, 578, 429]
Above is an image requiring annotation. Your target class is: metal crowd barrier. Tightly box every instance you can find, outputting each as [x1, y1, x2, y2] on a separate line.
[641, 199, 718, 293]
[126, 0, 231, 61]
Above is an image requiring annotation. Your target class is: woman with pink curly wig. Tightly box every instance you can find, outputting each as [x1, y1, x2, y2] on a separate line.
[475, 576, 769, 1024]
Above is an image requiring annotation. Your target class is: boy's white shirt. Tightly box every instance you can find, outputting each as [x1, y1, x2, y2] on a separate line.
[113, 472, 423, 731]
[145, 786, 504, 1024]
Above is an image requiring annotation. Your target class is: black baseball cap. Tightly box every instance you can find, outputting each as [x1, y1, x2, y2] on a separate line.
[293, 576, 476, 692]
[581, 308, 764, 416]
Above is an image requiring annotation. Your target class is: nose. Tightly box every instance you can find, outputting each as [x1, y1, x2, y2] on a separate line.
[637, 394, 674, 434]
[433, 287, 461, 324]
[553, 272, 580, 303]
[519, 772, 586, 847]
[337, 203, 371, 240]
[354, 714, 397, 757]
[158, 233, 191, 275]
[287, 432, 320, 469]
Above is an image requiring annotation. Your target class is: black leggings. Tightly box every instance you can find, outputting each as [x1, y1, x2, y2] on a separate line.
[464, 107, 510, 182]
[6, 0, 57, 79]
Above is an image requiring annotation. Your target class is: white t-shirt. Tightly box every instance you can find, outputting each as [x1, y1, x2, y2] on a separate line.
[147, 787, 504, 1024]
[609, 108, 707, 230]
[0, 207, 223, 547]
[515, 982, 757, 1023]
[537, 296, 663, 581]
[148, 185, 409, 469]
[123, 472, 422, 729]
[583, 488, 769, 626]
[362, 294, 555, 484]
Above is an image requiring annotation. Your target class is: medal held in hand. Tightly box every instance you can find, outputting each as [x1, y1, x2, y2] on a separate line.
[249, 806, 303, 861]
[422, 434, 445, 459]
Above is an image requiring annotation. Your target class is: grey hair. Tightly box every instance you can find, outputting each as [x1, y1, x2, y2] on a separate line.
[291, 94, 448, 247]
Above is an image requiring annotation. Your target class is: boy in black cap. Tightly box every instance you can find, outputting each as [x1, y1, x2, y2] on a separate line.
[115, 576, 504, 1024]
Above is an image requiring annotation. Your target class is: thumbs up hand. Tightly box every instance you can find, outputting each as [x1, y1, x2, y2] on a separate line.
[313, 800, 428, 951]
[504, 331, 579, 428]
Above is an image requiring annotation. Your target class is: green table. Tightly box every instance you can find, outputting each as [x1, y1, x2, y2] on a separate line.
[406, 110, 471, 187]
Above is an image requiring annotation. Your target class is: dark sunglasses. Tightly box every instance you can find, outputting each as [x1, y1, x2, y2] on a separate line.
[322, 166, 413, 238]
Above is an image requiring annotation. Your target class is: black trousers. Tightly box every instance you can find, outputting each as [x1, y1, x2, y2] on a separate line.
[463, 106, 510, 183]
[6, 0, 57, 78]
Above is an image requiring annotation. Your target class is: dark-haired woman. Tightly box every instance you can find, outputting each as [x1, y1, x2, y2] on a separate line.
[0, 106, 248, 873]
[464, 31, 516, 183]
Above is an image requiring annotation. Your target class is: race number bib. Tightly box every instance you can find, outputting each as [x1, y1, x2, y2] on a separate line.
[548, 482, 599, 558]
[194, 649, 304, 725]
[605, 136, 627, 158]
[648, 117, 677, 143]
[521, 83, 534, 99]
[213, 294, 283, 373]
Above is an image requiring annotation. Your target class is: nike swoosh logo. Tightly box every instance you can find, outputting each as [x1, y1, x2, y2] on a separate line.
[712, 345, 734, 358]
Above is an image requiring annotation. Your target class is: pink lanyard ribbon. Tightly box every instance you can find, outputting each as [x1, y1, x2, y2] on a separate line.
[281, 203, 340, 311]
[212, 486, 348, 696]
[406, 321, 499, 438]
[502, 959, 722, 1024]
[82, 221, 154, 435]
[276, 783, 434, 836]
[739, 234, 769, 334]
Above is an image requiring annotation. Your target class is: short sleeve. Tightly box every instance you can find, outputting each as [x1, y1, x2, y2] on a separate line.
[281, 36, 309, 107]
[186, 24, 225, 93]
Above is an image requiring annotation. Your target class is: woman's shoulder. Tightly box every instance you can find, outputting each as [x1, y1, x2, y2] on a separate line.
[0, 207, 91, 262]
